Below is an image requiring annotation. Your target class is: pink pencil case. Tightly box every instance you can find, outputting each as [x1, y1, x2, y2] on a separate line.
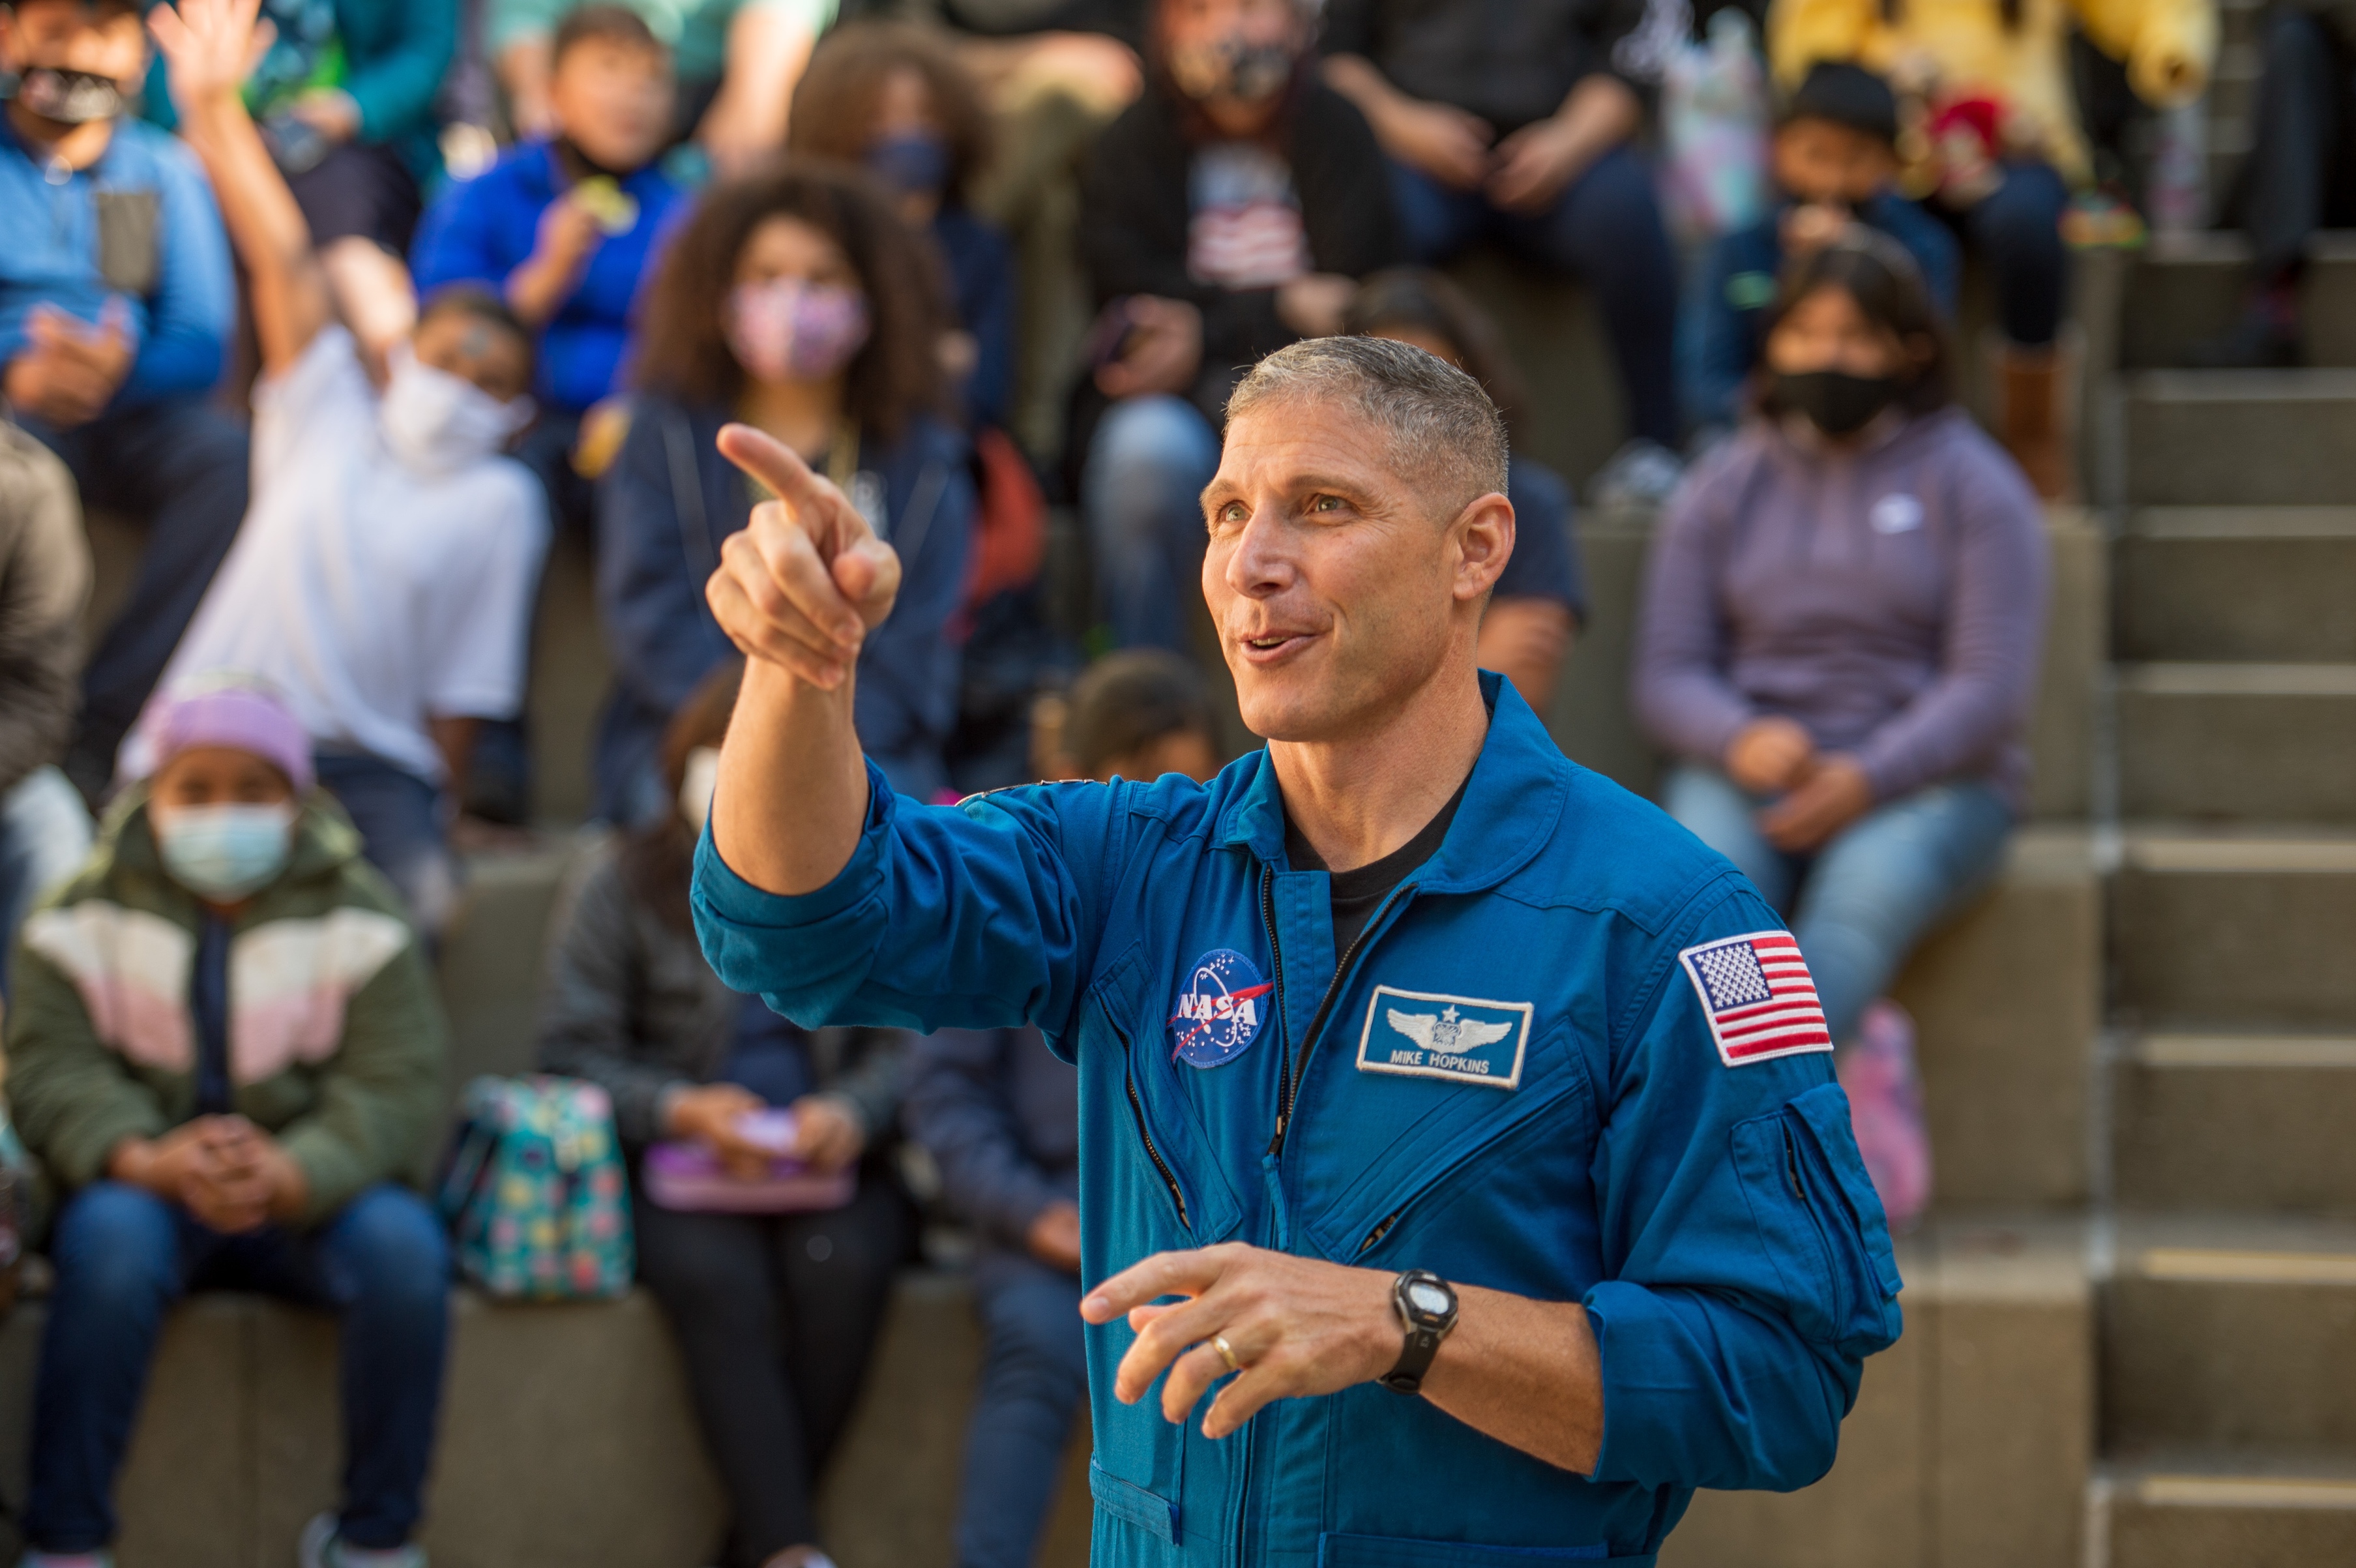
[641, 1110, 854, 1213]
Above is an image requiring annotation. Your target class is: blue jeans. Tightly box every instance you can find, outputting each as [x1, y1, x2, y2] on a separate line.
[954, 1252, 1089, 1568]
[1388, 144, 1681, 447]
[25, 1181, 451, 1554]
[1947, 161, 2070, 346]
[23, 397, 250, 801]
[1662, 765, 2014, 1044]
[1082, 394, 1223, 653]
[312, 751, 456, 936]
[0, 766, 93, 997]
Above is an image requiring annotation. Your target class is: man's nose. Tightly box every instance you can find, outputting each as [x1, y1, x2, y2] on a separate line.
[1222, 508, 1297, 598]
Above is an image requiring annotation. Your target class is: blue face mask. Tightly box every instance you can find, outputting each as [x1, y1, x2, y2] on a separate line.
[864, 130, 951, 200]
[153, 803, 297, 900]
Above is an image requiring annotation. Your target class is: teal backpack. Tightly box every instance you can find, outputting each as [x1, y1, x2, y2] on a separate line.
[439, 1076, 634, 1299]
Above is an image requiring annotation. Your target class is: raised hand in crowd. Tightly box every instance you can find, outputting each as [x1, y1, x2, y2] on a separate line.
[5, 300, 135, 428]
[1094, 294, 1203, 400]
[505, 186, 606, 328]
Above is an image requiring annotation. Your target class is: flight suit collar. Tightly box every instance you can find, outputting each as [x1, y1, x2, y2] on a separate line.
[1213, 671, 1572, 895]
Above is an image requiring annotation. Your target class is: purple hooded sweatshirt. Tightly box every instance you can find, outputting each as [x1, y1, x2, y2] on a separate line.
[1631, 407, 2049, 812]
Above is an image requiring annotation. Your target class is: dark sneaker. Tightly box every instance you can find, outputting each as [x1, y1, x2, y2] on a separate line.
[299, 1515, 427, 1568]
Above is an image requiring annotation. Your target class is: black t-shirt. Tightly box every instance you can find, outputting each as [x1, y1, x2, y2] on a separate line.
[1286, 774, 1471, 956]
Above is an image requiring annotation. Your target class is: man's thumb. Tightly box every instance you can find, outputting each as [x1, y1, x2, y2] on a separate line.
[832, 536, 900, 621]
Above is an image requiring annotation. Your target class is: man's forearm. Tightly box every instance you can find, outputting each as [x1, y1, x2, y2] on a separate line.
[1321, 53, 1407, 134]
[711, 657, 872, 896]
[1547, 72, 1640, 165]
[1421, 1284, 1606, 1474]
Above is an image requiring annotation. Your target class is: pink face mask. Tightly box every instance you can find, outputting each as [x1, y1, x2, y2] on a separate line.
[724, 278, 872, 383]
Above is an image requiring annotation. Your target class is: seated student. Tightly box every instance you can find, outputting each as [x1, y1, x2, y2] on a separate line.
[412, 3, 689, 535]
[537, 664, 907, 1568]
[1693, 62, 1960, 434]
[906, 648, 1215, 1568]
[1343, 267, 1589, 713]
[1321, 0, 1684, 504]
[491, 0, 838, 176]
[144, 0, 458, 366]
[1077, 0, 1399, 655]
[0, 419, 95, 995]
[130, 0, 548, 936]
[1630, 228, 2048, 1229]
[788, 20, 1015, 432]
[6, 679, 450, 1568]
[0, 0, 246, 804]
[596, 161, 973, 821]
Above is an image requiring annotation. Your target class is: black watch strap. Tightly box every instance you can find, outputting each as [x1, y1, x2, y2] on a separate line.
[1379, 1269, 1457, 1395]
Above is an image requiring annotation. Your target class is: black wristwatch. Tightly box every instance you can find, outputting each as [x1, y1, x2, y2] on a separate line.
[1378, 1268, 1459, 1394]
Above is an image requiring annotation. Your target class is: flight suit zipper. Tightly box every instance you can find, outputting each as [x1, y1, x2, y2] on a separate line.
[1119, 1018, 1188, 1229]
[1261, 870, 1419, 1159]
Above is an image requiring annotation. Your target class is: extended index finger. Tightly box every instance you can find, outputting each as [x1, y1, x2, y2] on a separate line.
[716, 422, 863, 534]
[1082, 1247, 1230, 1324]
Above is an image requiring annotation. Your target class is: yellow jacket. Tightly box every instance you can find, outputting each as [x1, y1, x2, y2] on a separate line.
[1769, 0, 2216, 183]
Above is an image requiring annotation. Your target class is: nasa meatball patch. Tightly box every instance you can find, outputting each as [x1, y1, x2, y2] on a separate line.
[1169, 948, 1274, 1068]
[1355, 986, 1533, 1089]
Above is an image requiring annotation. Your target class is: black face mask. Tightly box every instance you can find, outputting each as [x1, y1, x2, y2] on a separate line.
[1774, 369, 1900, 437]
[1168, 33, 1297, 104]
[9, 66, 123, 125]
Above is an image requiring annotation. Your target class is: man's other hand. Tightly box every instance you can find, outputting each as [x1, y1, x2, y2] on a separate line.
[1082, 1241, 1398, 1438]
[707, 423, 904, 690]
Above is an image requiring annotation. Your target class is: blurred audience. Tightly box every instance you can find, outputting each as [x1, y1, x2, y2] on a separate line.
[596, 161, 973, 821]
[1693, 62, 1958, 435]
[144, 0, 458, 366]
[1076, 0, 1399, 655]
[1769, 0, 2214, 496]
[907, 648, 1213, 1568]
[130, 0, 548, 936]
[1322, 0, 1684, 503]
[0, 0, 246, 805]
[1630, 229, 2048, 1229]
[490, 0, 836, 174]
[789, 20, 1015, 432]
[538, 664, 909, 1568]
[0, 418, 92, 996]
[7, 679, 451, 1568]
[1344, 267, 1588, 712]
[413, 2, 687, 533]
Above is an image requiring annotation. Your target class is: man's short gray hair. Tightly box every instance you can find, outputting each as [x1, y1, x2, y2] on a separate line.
[1225, 335, 1510, 513]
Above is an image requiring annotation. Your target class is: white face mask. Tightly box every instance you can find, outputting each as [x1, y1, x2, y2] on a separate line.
[679, 746, 721, 835]
[378, 342, 534, 475]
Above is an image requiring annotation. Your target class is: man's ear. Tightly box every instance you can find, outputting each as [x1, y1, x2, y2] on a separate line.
[1451, 491, 1515, 602]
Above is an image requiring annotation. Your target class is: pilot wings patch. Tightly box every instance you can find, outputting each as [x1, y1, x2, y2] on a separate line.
[1356, 986, 1533, 1089]
[1677, 930, 1833, 1067]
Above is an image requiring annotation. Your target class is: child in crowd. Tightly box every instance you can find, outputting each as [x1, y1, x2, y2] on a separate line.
[1693, 62, 1960, 435]
[7, 680, 451, 1568]
[789, 20, 1016, 432]
[130, 0, 550, 938]
[1076, 0, 1399, 655]
[1344, 268, 1589, 713]
[906, 649, 1216, 1568]
[537, 663, 909, 1568]
[412, 3, 688, 535]
[1631, 229, 2049, 1228]
[0, 0, 247, 803]
[596, 161, 973, 821]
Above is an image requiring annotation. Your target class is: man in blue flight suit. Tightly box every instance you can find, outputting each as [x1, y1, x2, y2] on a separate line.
[690, 335, 1903, 1567]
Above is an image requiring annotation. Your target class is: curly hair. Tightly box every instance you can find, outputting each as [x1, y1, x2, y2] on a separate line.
[786, 21, 992, 207]
[630, 160, 947, 437]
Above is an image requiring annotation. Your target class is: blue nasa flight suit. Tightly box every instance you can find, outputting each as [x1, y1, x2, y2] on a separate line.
[692, 675, 1902, 1568]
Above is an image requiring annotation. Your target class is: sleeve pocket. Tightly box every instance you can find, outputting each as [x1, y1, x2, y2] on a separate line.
[1730, 1082, 1904, 1359]
[1089, 1460, 1180, 1543]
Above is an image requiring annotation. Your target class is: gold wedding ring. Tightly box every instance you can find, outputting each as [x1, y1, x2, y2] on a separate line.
[1213, 1333, 1243, 1373]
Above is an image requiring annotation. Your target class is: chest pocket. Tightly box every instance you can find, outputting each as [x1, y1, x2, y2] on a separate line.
[95, 189, 160, 296]
[1082, 943, 1241, 1249]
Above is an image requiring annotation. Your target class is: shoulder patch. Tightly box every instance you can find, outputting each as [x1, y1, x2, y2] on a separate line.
[1677, 930, 1833, 1066]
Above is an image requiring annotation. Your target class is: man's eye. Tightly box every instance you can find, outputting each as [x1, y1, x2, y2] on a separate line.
[1218, 502, 1248, 524]
[1310, 494, 1343, 512]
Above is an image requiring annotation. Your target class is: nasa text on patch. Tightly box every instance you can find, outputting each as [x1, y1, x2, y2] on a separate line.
[1355, 986, 1533, 1089]
[1677, 930, 1833, 1067]
[1168, 947, 1273, 1069]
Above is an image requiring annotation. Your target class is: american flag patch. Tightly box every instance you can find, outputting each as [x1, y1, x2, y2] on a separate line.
[1677, 930, 1834, 1067]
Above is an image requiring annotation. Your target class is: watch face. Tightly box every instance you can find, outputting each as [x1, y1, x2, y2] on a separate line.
[1407, 1280, 1452, 1318]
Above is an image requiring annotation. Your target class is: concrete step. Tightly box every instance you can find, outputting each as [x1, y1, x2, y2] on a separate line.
[2116, 509, 2356, 664]
[2116, 664, 2356, 823]
[2123, 370, 2356, 505]
[2098, 1457, 2356, 1568]
[1664, 1214, 2091, 1568]
[2103, 1215, 2356, 1456]
[2119, 234, 2356, 371]
[2111, 829, 2356, 1029]
[2113, 1034, 2356, 1217]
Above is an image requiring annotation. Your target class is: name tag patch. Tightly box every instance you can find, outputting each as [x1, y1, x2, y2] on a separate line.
[1355, 986, 1533, 1089]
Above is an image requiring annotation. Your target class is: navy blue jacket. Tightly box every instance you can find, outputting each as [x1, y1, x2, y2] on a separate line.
[933, 205, 1016, 432]
[593, 397, 973, 820]
[1693, 194, 1961, 429]
[692, 674, 1901, 1566]
[904, 1024, 1078, 1256]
